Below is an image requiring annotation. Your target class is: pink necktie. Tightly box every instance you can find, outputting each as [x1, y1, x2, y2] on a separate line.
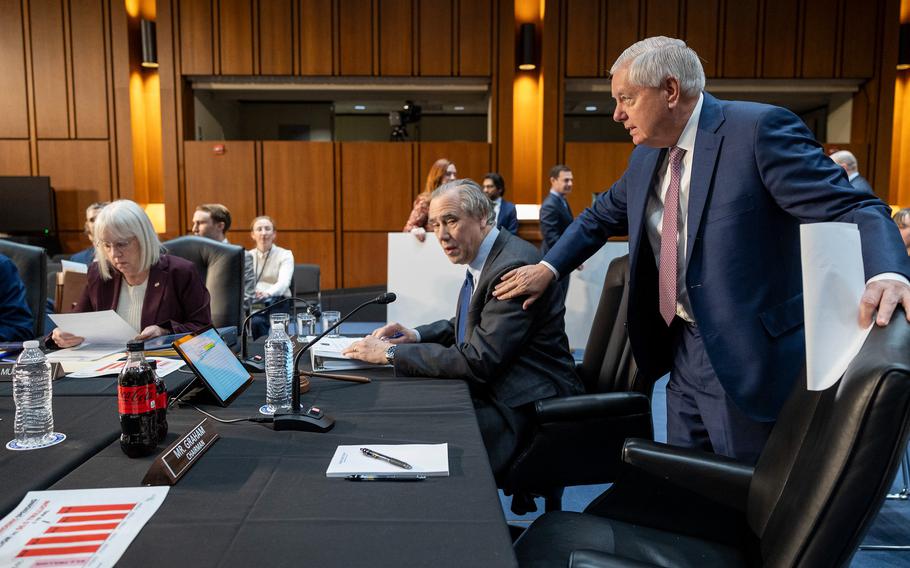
[659, 146, 686, 326]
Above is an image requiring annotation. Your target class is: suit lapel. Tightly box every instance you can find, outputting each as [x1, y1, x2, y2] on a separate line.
[628, 147, 665, 276]
[685, 93, 725, 263]
[141, 256, 167, 330]
[459, 231, 508, 343]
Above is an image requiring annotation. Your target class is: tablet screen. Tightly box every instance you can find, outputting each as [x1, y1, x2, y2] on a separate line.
[173, 327, 251, 406]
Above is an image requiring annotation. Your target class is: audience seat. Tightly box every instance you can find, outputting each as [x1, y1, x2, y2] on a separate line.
[0, 239, 47, 337]
[499, 255, 653, 514]
[161, 236, 244, 330]
[292, 263, 321, 309]
[514, 311, 910, 568]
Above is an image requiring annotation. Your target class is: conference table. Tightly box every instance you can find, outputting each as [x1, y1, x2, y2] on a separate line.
[1, 363, 518, 567]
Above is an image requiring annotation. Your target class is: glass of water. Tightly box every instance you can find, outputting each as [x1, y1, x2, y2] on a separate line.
[322, 310, 342, 337]
[296, 313, 316, 341]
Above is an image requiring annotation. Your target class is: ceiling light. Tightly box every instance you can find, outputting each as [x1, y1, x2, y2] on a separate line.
[585, 105, 597, 112]
[454, 106, 465, 111]
[354, 105, 366, 111]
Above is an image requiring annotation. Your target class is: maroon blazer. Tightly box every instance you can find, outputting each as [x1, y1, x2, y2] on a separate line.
[74, 254, 212, 335]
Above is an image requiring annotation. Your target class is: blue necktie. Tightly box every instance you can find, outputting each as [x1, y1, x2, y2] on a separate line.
[456, 270, 474, 345]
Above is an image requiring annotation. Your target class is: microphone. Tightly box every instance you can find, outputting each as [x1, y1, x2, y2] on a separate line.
[272, 292, 397, 433]
[241, 296, 320, 371]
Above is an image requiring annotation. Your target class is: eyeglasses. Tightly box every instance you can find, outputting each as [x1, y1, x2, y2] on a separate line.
[99, 238, 135, 252]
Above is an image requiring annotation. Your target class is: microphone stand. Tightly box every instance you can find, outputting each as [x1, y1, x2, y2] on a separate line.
[240, 296, 319, 371]
[273, 293, 396, 433]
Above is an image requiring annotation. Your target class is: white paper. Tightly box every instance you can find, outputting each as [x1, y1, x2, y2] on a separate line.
[61, 259, 89, 273]
[326, 444, 449, 477]
[306, 336, 387, 371]
[800, 223, 873, 391]
[45, 344, 124, 364]
[0, 486, 169, 568]
[66, 357, 185, 379]
[49, 311, 139, 344]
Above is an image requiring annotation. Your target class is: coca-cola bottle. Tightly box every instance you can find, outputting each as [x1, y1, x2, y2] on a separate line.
[148, 360, 168, 442]
[118, 340, 159, 457]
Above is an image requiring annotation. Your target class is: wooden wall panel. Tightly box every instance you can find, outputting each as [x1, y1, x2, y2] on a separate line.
[279, 231, 337, 289]
[219, 0, 254, 74]
[720, 0, 759, 78]
[379, 0, 412, 75]
[179, 0, 214, 75]
[339, 0, 373, 75]
[0, 141, 31, 175]
[684, 0, 718, 77]
[37, 140, 111, 231]
[417, 142, 491, 190]
[604, 0, 640, 72]
[0, 0, 29, 138]
[761, 0, 798, 78]
[565, 0, 601, 77]
[342, 232, 387, 287]
[262, 142, 335, 230]
[644, 0, 678, 38]
[459, 0, 492, 76]
[564, 142, 634, 215]
[299, 0, 334, 75]
[30, 0, 69, 138]
[184, 141, 257, 230]
[840, 0, 876, 78]
[418, 0, 452, 76]
[70, 0, 108, 139]
[340, 143, 412, 231]
[801, 0, 838, 78]
[259, 0, 293, 75]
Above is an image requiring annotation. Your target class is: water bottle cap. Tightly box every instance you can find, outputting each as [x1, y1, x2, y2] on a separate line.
[22, 340, 39, 349]
[126, 340, 145, 352]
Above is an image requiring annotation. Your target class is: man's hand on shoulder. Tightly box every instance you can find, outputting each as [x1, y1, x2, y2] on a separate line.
[859, 279, 910, 327]
[492, 263, 555, 310]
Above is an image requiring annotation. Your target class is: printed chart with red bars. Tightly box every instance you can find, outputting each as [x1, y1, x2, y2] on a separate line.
[0, 487, 169, 567]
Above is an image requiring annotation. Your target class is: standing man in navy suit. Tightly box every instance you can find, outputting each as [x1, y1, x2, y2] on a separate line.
[539, 165, 575, 255]
[482, 173, 519, 235]
[829, 150, 875, 195]
[494, 37, 910, 464]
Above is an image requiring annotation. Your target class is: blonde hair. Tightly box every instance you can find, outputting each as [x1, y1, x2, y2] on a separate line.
[250, 215, 276, 231]
[93, 200, 161, 280]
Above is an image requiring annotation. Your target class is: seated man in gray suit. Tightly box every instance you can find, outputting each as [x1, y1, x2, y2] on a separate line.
[344, 179, 583, 475]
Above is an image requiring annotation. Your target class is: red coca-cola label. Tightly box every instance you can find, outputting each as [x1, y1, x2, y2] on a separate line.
[157, 391, 167, 410]
[118, 384, 157, 415]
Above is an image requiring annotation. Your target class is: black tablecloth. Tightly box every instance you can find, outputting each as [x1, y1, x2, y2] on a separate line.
[0, 396, 120, 516]
[50, 373, 518, 567]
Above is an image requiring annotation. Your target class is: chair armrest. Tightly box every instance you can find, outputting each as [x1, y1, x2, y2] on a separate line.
[534, 392, 650, 423]
[570, 549, 655, 568]
[622, 438, 754, 510]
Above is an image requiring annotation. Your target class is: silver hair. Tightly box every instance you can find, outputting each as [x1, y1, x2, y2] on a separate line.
[610, 36, 705, 98]
[895, 208, 910, 229]
[829, 150, 858, 173]
[431, 178, 495, 226]
[93, 199, 162, 280]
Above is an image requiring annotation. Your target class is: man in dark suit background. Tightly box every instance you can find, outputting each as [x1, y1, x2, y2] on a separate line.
[481, 172, 519, 235]
[829, 150, 875, 194]
[344, 179, 582, 475]
[70, 202, 108, 265]
[0, 253, 34, 341]
[494, 36, 910, 464]
[539, 165, 575, 255]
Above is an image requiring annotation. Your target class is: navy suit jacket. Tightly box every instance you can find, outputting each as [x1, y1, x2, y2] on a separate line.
[850, 174, 874, 195]
[539, 192, 573, 254]
[0, 254, 34, 341]
[70, 246, 94, 265]
[497, 199, 519, 235]
[544, 93, 910, 421]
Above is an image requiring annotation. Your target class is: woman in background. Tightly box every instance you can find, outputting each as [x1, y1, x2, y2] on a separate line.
[404, 158, 457, 241]
[246, 215, 294, 337]
[894, 208, 910, 256]
[50, 200, 211, 348]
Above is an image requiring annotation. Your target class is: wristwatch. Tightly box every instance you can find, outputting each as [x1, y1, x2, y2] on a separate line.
[385, 344, 397, 365]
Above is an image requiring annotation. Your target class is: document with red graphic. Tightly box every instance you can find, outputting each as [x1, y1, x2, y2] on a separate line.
[0, 486, 169, 567]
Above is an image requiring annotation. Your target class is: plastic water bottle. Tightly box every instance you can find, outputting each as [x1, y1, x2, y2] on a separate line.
[12, 341, 56, 449]
[264, 317, 294, 414]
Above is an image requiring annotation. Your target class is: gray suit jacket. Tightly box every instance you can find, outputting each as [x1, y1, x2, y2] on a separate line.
[394, 231, 583, 408]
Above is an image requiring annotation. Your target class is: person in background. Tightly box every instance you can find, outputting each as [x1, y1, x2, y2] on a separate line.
[829, 150, 875, 194]
[50, 200, 211, 348]
[70, 201, 108, 265]
[192, 203, 255, 303]
[404, 158, 457, 241]
[539, 165, 578, 301]
[246, 216, 294, 338]
[482, 172, 519, 235]
[0, 253, 34, 341]
[895, 208, 910, 256]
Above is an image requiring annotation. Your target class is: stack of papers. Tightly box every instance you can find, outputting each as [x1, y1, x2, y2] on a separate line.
[66, 357, 185, 379]
[326, 444, 449, 477]
[307, 336, 388, 371]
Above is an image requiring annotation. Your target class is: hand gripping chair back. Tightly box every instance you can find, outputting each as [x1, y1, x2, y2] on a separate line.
[0, 239, 46, 338]
[162, 236, 244, 330]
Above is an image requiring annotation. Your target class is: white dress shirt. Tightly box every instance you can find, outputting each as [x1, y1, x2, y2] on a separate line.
[248, 244, 294, 298]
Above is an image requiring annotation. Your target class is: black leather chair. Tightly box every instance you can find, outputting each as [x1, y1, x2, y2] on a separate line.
[514, 312, 910, 567]
[161, 236, 244, 330]
[292, 263, 321, 307]
[500, 255, 654, 513]
[0, 239, 46, 338]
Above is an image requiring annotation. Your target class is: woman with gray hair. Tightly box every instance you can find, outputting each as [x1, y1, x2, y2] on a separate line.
[50, 199, 212, 348]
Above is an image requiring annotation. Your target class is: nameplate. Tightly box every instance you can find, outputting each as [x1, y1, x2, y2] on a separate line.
[142, 419, 220, 486]
[0, 362, 65, 382]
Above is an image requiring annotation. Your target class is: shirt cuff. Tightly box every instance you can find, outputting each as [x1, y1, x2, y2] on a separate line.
[540, 261, 560, 280]
[412, 329, 421, 343]
[867, 273, 910, 286]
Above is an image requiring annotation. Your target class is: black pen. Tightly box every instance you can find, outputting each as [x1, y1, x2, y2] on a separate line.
[345, 475, 426, 482]
[360, 447, 413, 469]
